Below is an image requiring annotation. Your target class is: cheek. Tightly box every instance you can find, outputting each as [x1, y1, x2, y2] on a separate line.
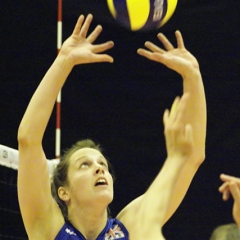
[109, 176, 114, 199]
[108, 173, 114, 188]
[69, 172, 91, 192]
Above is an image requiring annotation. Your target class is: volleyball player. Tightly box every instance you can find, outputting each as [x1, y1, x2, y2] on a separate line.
[17, 14, 206, 239]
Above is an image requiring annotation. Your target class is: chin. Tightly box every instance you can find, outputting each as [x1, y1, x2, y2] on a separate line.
[97, 192, 113, 205]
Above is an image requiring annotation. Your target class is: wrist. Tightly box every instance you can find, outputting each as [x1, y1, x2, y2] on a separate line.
[165, 155, 186, 168]
[55, 54, 74, 72]
[182, 67, 201, 79]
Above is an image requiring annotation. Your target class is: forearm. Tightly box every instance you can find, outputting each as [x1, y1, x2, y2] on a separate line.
[163, 161, 199, 224]
[143, 157, 184, 222]
[182, 69, 206, 161]
[18, 55, 73, 145]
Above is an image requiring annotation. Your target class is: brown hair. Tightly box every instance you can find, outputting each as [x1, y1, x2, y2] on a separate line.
[51, 139, 115, 220]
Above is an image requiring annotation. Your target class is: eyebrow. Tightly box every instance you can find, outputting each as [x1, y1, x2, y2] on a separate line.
[74, 156, 90, 165]
[74, 156, 107, 165]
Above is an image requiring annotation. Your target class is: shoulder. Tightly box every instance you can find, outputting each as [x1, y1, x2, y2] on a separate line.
[116, 195, 143, 226]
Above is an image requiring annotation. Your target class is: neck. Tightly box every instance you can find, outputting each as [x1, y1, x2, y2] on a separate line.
[68, 204, 108, 240]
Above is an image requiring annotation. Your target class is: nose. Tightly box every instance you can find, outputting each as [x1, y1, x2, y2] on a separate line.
[95, 164, 105, 175]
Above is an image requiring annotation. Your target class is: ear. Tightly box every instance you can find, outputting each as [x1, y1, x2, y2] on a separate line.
[58, 186, 70, 202]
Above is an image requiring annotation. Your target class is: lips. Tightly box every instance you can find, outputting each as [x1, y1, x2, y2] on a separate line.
[95, 177, 108, 186]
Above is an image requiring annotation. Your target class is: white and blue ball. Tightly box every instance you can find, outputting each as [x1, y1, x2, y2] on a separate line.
[107, 0, 178, 31]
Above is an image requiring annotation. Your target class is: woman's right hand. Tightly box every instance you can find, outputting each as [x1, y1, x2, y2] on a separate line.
[59, 14, 114, 66]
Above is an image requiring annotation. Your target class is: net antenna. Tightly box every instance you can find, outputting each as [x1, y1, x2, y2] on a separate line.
[56, 0, 63, 159]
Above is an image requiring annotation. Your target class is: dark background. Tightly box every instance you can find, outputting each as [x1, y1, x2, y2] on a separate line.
[1, 0, 240, 239]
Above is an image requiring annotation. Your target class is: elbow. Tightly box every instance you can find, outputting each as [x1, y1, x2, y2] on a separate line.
[17, 125, 33, 147]
[18, 124, 42, 148]
[191, 141, 206, 166]
[192, 150, 205, 167]
[17, 125, 27, 147]
[198, 152, 205, 165]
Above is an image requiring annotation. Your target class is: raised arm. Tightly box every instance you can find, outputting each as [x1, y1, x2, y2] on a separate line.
[118, 94, 194, 240]
[137, 31, 206, 223]
[17, 14, 114, 238]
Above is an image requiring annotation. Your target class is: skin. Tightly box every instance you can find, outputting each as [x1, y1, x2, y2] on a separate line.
[121, 93, 194, 240]
[17, 14, 206, 240]
[219, 174, 240, 227]
[18, 14, 114, 240]
[59, 148, 114, 239]
[61, 148, 114, 219]
[137, 28, 206, 224]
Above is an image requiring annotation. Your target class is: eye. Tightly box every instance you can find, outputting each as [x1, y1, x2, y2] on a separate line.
[80, 162, 89, 168]
[100, 162, 108, 169]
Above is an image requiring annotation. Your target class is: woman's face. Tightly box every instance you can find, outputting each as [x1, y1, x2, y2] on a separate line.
[66, 148, 114, 207]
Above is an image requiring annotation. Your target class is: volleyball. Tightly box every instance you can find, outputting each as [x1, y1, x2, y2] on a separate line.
[107, 0, 178, 31]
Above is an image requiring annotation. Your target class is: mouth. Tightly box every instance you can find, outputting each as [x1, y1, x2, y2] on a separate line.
[95, 177, 108, 186]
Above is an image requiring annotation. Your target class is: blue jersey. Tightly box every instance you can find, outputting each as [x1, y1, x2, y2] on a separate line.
[55, 218, 129, 240]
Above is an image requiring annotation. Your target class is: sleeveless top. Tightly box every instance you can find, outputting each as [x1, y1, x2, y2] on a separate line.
[55, 218, 129, 240]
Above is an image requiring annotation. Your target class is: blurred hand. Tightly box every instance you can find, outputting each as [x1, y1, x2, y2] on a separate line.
[163, 93, 193, 162]
[219, 174, 240, 201]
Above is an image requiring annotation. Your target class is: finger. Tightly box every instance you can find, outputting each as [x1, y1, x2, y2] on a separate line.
[137, 49, 163, 62]
[91, 41, 114, 54]
[219, 181, 230, 192]
[157, 33, 174, 51]
[170, 93, 190, 121]
[169, 96, 180, 120]
[163, 109, 170, 126]
[80, 14, 93, 38]
[229, 181, 240, 202]
[144, 41, 165, 54]
[87, 25, 103, 44]
[72, 15, 85, 35]
[222, 190, 231, 201]
[220, 174, 240, 189]
[89, 53, 114, 63]
[137, 48, 152, 58]
[220, 174, 240, 184]
[218, 182, 231, 200]
[175, 30, 185, 49]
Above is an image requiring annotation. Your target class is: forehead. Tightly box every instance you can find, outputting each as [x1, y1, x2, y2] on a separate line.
[70, 147, 104, 162]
